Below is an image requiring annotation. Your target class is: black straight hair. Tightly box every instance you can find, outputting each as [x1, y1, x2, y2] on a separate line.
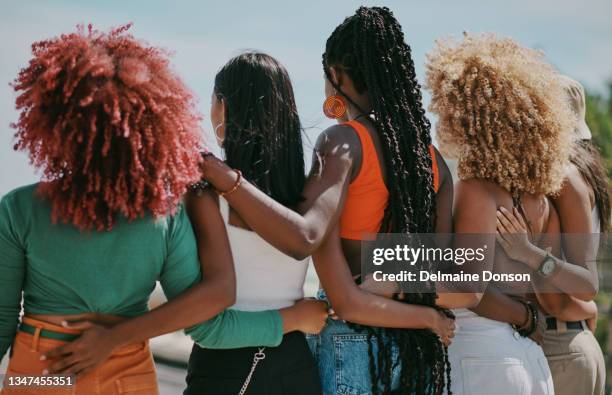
[214, 51, 305, 208]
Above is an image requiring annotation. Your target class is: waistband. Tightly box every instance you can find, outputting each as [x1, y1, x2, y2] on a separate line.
[453, 310, 587, 334]
[189, 331, 314, 377]
[19, 317, 83, 341]
[452, 308, 508, 325]
[545, 317, 586, 332]
[451, 309, 517, 336]
[16, 317, 149, 356]
[20, 323, 80, 342]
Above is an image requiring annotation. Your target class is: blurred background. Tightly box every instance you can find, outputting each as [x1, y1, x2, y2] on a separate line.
[1, 1, 611, 393]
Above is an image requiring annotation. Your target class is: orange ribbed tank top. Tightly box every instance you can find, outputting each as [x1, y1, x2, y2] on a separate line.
[339, 120, 440, 240]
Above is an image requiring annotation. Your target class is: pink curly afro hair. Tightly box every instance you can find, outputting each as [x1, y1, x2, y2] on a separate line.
[11, 24, 204, 231]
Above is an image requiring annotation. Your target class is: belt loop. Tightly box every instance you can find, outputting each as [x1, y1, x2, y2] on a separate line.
[32, 326, 42, 352]
[556, 319, 567, 334]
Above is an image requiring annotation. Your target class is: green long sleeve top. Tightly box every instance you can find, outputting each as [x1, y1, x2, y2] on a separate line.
[0, 184, 283, 360]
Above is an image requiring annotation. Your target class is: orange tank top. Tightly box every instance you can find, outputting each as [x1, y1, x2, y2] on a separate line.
[339, 120, 440, 240]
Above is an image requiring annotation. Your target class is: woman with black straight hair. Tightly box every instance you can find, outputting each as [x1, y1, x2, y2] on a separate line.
[184, 52, 327, 395]
[200, 7, 476, 395]
[214, 52, 306, 207]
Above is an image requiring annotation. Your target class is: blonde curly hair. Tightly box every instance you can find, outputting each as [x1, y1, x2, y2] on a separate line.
[425, 33, 575, 196]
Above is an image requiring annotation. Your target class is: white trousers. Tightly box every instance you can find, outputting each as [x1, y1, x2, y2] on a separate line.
[446, 309, 554, 395]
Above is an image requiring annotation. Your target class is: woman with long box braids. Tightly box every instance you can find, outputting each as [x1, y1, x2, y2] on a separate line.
[200, 7, 479, 395]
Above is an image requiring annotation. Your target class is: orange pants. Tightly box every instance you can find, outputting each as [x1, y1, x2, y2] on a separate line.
[2, 317, 158, 395]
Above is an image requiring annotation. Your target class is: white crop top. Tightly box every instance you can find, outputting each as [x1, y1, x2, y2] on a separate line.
[220, 198, 309, 311]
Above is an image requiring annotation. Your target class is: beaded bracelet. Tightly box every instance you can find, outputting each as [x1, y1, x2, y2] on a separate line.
[512, 300, 531, 332]
[188, 151, 216, 195]
[513, 300, 538, 337]
[523, 301, 539, 337]
[189, 179, 212, 196]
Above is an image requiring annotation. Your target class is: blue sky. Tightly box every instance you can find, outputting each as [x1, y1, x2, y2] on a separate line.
[1, 0, 611, 195]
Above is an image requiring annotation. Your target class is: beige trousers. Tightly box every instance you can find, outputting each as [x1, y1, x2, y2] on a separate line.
[542, 326, 605, 395]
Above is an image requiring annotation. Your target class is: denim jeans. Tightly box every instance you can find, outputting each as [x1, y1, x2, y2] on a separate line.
[306, 290, 405, 395]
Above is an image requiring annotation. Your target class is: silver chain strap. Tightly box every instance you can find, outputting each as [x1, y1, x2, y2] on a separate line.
[238, 347, 266, 395]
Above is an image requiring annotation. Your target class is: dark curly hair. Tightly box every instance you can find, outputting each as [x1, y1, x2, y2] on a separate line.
[11, 24, 203, 231]
[324, 7, 451, 395]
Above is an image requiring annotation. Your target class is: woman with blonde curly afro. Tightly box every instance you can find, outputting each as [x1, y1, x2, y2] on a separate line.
[426, 33, 583, 395]
[0, 24, 325, 394]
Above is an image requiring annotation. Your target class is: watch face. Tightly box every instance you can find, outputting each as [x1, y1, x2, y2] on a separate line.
[541, 258, 556, 276]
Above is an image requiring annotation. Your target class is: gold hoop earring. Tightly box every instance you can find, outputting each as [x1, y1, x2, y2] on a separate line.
[214, 123, 224, 146]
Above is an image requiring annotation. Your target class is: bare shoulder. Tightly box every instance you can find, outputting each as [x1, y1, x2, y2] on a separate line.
[455, 178, 498, 200]
[185, 188, 220, 213]
[314, 123, 361, 158]
[453, 178, 498, 232]
[454, 179, 500, 214]
[554, 164, 591, 204]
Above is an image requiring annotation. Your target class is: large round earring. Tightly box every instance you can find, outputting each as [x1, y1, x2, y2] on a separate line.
[214, 123, 224, 147]
[323, 94, 347, 119]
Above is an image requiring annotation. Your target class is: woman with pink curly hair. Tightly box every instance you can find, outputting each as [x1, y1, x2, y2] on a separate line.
[0, 24, 325, 394]
[10, 23, 203, 231]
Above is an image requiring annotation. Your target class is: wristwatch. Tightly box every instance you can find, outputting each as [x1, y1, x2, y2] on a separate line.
[537, 249, 557, 278]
